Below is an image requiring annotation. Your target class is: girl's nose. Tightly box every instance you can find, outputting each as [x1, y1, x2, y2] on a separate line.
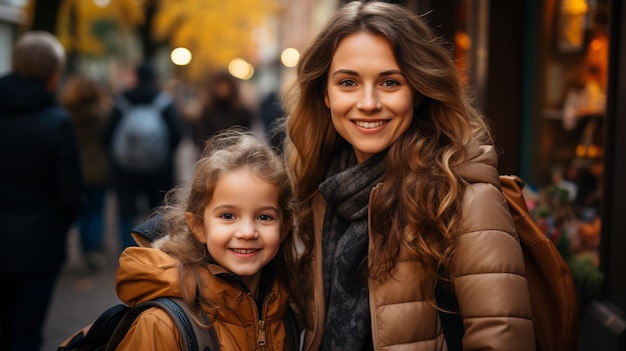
[235, 220, 259, 239]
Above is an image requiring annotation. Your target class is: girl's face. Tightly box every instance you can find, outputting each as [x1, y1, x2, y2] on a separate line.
[325, 32, 416, 163]
[188, 168, 281, 294]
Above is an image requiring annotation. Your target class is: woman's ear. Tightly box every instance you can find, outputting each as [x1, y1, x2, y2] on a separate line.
[185, 212, 206, 244]
[324, 91, 330, 108]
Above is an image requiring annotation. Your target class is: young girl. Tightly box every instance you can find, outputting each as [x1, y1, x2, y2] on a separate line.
[114, 129, 300, 350]
[283, 1, 535, 350]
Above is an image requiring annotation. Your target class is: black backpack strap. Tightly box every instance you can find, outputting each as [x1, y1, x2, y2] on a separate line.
[106, 297, 219, 351]
[162, 297, 221, 351]
[435, 280, 464, 351]
[282, 303, 302, 351]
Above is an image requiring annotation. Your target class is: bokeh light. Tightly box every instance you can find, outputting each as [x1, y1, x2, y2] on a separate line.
[280, 48, 300, 68]
[171, 47, 192, 66]
[228, 58, 254, 80]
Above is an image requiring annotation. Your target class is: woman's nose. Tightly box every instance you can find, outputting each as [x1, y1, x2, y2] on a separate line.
[357, 87, 382, 112]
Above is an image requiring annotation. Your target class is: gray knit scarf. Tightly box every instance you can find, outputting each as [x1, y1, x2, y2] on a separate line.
[318, 147, 386, 351]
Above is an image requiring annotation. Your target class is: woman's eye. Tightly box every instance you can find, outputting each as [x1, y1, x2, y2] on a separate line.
[382, 79, 399, 87]
[219, 213, 235, 220]
[339, 79, 357, 87]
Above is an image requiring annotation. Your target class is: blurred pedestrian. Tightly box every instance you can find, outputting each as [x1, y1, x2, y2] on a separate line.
[259, 91, 285, 152]
[191, 70, 253, 153]
[103, 62, 185, 252]
[0, 31, 83, 351]
[61, 73, 111, 271]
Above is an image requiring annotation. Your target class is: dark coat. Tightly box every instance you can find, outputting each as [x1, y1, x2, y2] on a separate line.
[0, 73, 84, 273]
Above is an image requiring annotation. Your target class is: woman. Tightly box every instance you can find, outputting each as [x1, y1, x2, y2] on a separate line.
[283, 1, 535, 350]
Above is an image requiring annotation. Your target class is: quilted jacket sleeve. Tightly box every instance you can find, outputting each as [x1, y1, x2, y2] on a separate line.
[452, 183, 536, 351]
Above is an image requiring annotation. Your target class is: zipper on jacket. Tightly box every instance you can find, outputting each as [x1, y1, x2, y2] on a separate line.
[257, 319, 267, 350]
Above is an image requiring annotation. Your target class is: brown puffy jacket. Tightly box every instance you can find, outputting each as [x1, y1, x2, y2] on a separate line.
[115, 247, 292, 350]
[302, 146, 536, 351]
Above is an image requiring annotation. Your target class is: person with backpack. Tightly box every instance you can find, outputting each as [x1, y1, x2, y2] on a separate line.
[0, 31, 83, 351]
[103, 62, 185, 251]
[282, 2, 536, 350]
[112, 129, 301, 350]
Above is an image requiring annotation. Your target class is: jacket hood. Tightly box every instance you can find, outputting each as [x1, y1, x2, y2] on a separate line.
[455, 145, 501, 189]
[116, 247, 183, 306]
[0, 73, 55, 113]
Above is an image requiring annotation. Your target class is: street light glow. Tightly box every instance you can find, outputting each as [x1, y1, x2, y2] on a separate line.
[171, 47, 192, 66]
[93, 0, 111, 8]
[228, 58, 254, 80]
[281, 48, 300, 68]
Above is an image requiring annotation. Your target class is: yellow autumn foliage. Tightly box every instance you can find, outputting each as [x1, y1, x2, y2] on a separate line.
[56, 0, 144, 54]
[153, 0, 281, 79]
[35, 0, 281, 80]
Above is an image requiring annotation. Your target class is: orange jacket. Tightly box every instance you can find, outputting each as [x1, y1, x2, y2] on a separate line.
[115, 247, 292, 350]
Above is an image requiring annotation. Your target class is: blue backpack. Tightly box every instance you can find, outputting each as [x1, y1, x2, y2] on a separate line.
[111, 92, 171, 173]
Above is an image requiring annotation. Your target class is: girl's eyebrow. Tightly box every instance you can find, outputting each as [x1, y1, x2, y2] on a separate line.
[211, 204, 280, 212]
[330, 69, 404, 77]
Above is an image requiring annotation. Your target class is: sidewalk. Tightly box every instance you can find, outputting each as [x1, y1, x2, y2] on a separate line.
[42, 197, 121, 351]
[42, 137, 199, 351]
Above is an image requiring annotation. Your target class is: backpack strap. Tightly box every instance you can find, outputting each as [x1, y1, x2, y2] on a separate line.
[106, 297, 219, 351]
[151, 91, 173, 111]
[282, 303, 302, 351]
[164, 297, 221, 351]
[114, 94, 131, 113]
[435, 280, 464, 351]
[114, 91, 172, 113]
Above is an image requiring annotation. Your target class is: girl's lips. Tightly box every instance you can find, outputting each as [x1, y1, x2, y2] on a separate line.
[231, 248, 260, 254]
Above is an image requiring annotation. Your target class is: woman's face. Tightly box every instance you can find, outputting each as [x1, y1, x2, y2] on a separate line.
[325, 32, 415, 163]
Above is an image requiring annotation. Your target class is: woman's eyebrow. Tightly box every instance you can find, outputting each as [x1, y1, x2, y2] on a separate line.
[330, 69, 404, 77]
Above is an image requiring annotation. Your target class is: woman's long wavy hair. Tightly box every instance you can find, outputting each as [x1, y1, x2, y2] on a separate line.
[282, 1, 494, 297]
[152, 128, 300, 322]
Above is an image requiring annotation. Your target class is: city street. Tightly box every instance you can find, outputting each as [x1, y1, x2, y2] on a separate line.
[42, 137, 199, 351]
[42, 196, 122, 351]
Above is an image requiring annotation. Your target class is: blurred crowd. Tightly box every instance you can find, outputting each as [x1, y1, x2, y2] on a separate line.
[62, 63, 285, 266]
[0, 30, 284, 351]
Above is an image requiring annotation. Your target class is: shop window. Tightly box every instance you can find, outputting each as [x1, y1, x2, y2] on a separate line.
[536, 0, 609, 301]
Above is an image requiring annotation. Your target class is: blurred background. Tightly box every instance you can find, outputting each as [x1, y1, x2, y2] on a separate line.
[0, 0, 625, 350]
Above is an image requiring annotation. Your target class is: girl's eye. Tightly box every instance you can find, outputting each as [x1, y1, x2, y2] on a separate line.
[258, 214, 274, 221]
[219, 213, 235, 220]
[382, 79, 399, 87]
[339, 79, 357, 87]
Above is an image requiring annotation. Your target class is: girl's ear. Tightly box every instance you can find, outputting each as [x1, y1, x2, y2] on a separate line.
[324, 91, 330, 108]
[185, 212, 206, 244]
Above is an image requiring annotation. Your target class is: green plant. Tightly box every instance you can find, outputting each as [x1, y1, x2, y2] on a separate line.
[567, 253, 604, 302]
